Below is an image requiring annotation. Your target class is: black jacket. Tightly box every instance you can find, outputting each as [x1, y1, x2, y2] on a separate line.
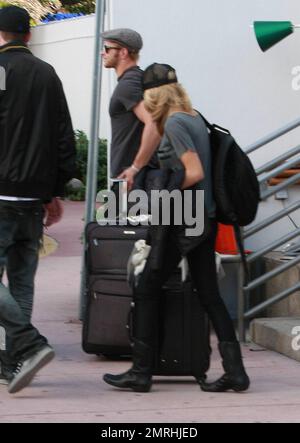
[0, 41, 76, 201]
[135, 167, 211, 270]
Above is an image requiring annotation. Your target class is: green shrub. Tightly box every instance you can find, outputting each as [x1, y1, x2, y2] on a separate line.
[65, 184, 86, 202]
[60, 0, 95, 14]
[66, 130, 107, 201]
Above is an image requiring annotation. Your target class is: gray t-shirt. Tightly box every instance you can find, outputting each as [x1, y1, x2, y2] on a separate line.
[109, 66, 144, 178]
[158, 112, 216, 217]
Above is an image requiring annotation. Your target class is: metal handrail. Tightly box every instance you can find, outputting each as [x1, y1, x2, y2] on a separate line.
[244, 254, 300, 292]
[256, 144, 300, 176]
[258, 155, 300, 183]
[245, 283, 300, 319]
[239, 117, 300, 342]
[244, 201, 300, 239]
[246, 228, 300, 264]
[245, 117, 300, 154]
[261, 172, 300, 200]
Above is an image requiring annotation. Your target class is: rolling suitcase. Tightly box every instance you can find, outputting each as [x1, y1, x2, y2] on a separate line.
[82, 222, 211, 382]
[82, 274, 133, 356]
[153, 275, 211, 382]
[85, 223, 148, 276]
[82, 222, 148, 356]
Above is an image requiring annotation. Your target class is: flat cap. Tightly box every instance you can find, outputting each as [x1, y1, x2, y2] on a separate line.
[102, 28, 143, 52]
[0, 6, 30, 34]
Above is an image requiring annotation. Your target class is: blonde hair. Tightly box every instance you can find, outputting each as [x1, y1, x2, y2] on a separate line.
[144, 83, 193, 135]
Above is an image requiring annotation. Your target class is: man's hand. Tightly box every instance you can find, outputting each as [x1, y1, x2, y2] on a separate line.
[118, 166, 138, 191]
[44, 197, 64, 227]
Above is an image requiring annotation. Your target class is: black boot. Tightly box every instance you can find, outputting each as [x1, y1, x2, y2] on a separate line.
[200, 342, 250, 393]
[103, 339, 153, 392]
[103, 283, 159, 393]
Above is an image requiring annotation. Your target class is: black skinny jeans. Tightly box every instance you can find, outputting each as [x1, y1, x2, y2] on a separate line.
[134, 220, 237, 345]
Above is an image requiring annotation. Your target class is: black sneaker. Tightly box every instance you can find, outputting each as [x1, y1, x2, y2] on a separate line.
[0, 364, 13, 386]
[8, 345, 55, 394]
[0, 373, 8, 385]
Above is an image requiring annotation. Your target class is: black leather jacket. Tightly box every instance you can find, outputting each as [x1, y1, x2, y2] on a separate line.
[0, 41, 76, 201]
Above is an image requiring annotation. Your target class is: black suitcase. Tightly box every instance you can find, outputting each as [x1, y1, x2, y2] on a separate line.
[83, 273, 211, 380]
[85, 222, 148, 275]
[82, 222, 148, 356]
[82, 222, 211, 381]
[153, 277, 211, 381]
[82, 274, 133, 356]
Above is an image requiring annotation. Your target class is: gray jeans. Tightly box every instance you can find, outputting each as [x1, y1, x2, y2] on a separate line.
[0, 200, 48, 365]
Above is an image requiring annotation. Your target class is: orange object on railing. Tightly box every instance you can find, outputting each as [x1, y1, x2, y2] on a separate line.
[215, 223, 239, 255]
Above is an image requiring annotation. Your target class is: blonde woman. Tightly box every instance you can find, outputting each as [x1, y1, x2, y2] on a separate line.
[103, 64, 250, 393]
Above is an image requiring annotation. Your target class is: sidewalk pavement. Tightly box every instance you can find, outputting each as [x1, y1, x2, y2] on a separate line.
[0, 201, 300, 423]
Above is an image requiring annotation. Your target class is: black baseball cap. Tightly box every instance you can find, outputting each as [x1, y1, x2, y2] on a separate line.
[143, 63, 178, 91]
[0, 6, 30, 34]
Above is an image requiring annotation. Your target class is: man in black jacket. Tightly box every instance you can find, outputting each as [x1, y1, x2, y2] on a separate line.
[0, 6, 76, 394]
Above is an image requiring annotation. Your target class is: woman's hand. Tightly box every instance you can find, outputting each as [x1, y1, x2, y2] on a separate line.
[180, 150, 204, 189]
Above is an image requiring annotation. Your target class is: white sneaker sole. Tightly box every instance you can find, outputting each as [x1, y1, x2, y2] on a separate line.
[8, 348, 55, 394]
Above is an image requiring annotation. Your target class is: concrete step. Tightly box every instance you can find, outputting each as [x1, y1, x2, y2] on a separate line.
[250, 317, 300, 362]
[263, 252, 300, 317]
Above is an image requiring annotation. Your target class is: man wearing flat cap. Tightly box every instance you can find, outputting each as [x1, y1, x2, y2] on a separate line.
[101, 28, 160, 191]
[0, 6, 76, 393]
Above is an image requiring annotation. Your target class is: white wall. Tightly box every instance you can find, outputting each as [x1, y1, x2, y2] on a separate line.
[30, 15, 111, 138]
[110, 0, 300, 165]
[30, 1, 300, 161]
[29, 1, 300, 250]
[110, 0, 300, 250]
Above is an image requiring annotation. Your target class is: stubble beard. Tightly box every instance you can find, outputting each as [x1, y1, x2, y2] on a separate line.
[104, 55, 119, 70]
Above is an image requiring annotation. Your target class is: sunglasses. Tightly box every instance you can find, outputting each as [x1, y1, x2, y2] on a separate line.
[103, 45, 122, 53]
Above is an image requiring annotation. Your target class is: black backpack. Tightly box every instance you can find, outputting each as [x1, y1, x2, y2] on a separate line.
[197, 112, 261, 282]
